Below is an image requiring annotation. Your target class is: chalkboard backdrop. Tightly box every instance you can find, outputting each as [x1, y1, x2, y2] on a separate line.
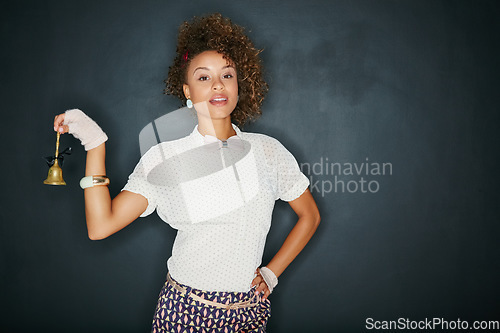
[1, 1, 499, 332]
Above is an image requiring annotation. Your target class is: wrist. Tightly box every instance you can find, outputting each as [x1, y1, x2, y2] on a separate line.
[84, 133, 108, 151]
[85, 143, 106, 175]
[259, 266, 278, 294]
[264, 263, 282, 278]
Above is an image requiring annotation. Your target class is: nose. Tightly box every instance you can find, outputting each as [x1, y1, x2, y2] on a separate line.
[212, 77, 224, 91]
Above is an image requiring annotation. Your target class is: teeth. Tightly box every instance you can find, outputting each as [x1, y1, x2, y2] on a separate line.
[212, 98, 226, 101]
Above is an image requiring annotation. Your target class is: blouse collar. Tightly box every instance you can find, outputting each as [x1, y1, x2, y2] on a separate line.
[190, 123, 242, 146]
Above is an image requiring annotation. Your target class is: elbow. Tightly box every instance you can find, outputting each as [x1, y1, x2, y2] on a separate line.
[302, 210, 320, 232]
[313, 212, 321, 229]
[86, 219, 110, 241]
[311, 204, 321, 227]
[308, 208, 321, 233]
[89, 232, 106, 240]
[299, 209, 321, 230]
[88, 230, 108, 241]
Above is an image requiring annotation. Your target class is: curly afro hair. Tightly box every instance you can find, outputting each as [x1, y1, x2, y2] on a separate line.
[164, 13, 268, 127]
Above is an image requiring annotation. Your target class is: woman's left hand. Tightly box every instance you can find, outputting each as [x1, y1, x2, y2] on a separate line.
[251, 269, 271, 301]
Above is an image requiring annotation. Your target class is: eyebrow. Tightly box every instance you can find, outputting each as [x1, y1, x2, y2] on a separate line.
[193, 65, 235, 75]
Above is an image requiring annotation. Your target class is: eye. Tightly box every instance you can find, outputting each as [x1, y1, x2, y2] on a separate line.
[198, 75, 209, 81]
[223, 73, 234, 79]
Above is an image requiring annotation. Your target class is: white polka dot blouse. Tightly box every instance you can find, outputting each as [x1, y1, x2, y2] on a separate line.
[121, 123, 310, 292]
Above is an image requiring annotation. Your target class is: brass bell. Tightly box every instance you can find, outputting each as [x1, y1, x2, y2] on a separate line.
[44, 132, 66, 185]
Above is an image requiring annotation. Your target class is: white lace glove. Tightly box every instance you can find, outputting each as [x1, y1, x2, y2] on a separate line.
[63, 109, 108, 151]
[258, 267, 278, 294]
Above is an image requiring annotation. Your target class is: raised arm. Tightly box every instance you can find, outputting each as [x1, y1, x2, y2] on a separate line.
[54, 111, 148, 240]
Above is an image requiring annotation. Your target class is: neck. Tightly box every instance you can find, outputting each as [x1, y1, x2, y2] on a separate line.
[197, 116, 236, 141]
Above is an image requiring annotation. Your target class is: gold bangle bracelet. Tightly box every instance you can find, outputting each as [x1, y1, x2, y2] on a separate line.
[80, 175, 110, 189]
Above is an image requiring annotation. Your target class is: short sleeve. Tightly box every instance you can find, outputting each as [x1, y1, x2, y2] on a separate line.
[121, 150, 158, 218]
[274, 140, 310, 202]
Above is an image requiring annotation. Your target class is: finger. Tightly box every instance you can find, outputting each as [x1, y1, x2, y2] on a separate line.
[262, 289, 271, 301]
[55, 124, 69, 134]
[251, 276, 263, 288]
[53, 114, 66, 131]
[256, 281, 268, 295]
[253, 280, 263, 294]
[53, 113, 65, 126]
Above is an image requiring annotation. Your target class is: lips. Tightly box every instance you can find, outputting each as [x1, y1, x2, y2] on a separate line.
[209, 94, 228, 106]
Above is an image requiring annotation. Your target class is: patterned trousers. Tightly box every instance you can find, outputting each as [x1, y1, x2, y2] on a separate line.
[151, 273, 271, 333]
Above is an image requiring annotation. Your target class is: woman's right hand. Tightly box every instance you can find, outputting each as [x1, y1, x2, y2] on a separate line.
[54, 113, 69, 134]
[52, 109, 108, 151]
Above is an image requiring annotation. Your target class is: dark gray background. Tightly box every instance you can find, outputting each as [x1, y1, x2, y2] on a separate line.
[1, 0, 499, 332]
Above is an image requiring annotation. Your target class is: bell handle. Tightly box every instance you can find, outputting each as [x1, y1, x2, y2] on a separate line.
[55, 131, 60, 158]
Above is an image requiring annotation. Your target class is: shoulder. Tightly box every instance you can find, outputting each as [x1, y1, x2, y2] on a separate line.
[240, 130, 292, 166]
[137, 134, 193, 165]
[240, 130, 283, 148]
[146, 133, 194, 154]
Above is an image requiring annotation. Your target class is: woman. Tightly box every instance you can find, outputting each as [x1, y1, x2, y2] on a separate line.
[53, 13, 320, 332]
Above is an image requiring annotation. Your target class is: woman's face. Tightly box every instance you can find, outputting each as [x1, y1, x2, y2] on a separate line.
[183, 50, 238, 121]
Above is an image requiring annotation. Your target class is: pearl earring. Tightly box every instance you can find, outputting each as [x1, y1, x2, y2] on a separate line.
[186, 99, 193, 108]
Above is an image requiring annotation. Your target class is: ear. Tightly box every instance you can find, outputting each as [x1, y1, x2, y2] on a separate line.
[183, 84, 190, 100]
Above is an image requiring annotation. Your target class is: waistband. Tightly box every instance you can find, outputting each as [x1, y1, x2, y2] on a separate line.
[166, 272, 260, 310]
